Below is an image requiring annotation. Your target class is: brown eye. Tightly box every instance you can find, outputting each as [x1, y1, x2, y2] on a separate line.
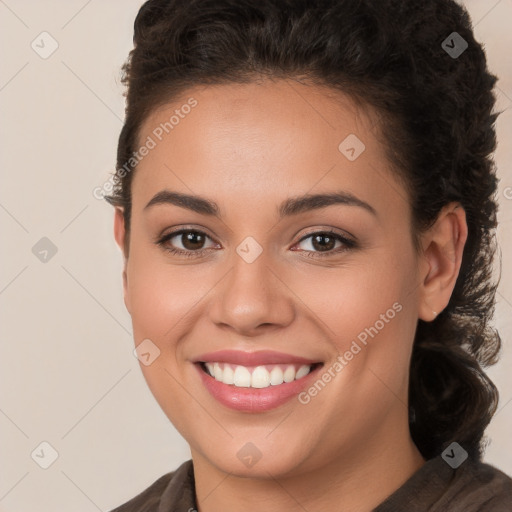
[157, 229, 217, 257]
[177, 231, 208, 250]
[294, 230, 356, 257]
[308, 233, 337, 252]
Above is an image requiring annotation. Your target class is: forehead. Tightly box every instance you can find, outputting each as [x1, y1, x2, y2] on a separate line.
[131, 79, 406, 217]
[138, 79, 374, 148]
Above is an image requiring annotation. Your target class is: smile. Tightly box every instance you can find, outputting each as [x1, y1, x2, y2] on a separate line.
[201, 362, 319, 388]
[193, 350, 324, 412]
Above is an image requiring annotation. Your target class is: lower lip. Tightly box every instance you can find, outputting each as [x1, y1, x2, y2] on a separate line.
[195, 363, 322, 413]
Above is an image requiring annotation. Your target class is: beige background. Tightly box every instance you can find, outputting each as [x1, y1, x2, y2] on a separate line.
[0, 1, 510, 510]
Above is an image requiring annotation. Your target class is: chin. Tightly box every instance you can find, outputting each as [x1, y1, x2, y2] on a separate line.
[193, 435, 317, 479]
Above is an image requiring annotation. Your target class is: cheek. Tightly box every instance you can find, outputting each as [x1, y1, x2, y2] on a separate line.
[289, 251, 414, 341]
[290, 249, 418, 389]
[125, 250, 202, 432]
[125, 247, 208, 345]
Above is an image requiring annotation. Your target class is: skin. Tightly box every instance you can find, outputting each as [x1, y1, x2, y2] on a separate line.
[113, 78, 467, 512]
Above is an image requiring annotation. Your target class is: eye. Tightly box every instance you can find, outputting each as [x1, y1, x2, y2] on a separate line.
[293, 230, 356, 257]
[156, 229, 218, 258]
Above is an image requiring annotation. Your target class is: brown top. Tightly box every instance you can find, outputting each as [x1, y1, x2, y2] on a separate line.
[110, 455, 512, 511]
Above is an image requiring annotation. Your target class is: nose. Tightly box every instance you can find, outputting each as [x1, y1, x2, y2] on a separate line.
[208, 251, 296, 337]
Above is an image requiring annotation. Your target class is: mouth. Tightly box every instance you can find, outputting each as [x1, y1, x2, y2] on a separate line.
[198, 361, 323, 389]
[192, 350, 324, 412]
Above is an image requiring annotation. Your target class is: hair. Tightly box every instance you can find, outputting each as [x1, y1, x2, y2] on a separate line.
[105, 0, 503, 461]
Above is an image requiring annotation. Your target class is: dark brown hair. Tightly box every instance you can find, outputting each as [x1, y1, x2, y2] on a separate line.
[105, 0, 502, 461]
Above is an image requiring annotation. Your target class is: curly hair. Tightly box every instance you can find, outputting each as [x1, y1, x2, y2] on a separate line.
[105, 0, 502, 461]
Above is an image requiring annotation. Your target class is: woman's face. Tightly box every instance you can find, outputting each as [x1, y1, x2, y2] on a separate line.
[116, 79, 427, 477]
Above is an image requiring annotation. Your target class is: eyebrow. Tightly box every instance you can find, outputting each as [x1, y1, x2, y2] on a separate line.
[144, 189, 377, 218]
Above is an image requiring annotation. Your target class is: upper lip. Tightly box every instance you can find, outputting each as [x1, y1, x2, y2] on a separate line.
[193, 350, 321, 366]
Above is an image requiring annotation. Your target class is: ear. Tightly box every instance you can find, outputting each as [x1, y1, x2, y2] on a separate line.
[417, 202, 468, 322]
[113, 207, 131, 314]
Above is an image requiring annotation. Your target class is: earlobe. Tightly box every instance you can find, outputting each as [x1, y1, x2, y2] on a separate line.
[113, 207, 131, 313]
[418, 203, 468, 322]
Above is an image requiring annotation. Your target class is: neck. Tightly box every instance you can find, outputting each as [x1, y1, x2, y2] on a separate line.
[191, 418, 425, 512]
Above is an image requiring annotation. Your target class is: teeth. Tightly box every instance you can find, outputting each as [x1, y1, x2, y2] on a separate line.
[251, 366, 270, 388]
[233, 365, 251, 387]
[269, 366, 284, 385]
[205, 362, 215, 376]
[295, 365, 311, 379]
[223, 364, 235, 385]
[203, 362, 313, 388]
[283, 365, 296, 383]
[213, 363, 223, 381]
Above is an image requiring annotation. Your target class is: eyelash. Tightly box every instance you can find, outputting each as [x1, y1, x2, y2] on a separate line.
[155, 228, 357, 259]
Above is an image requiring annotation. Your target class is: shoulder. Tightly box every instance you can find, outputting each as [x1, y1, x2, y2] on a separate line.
[449, 458, 512, 511]
[375, 455, 512, 512]
[109, 459, 195, 512]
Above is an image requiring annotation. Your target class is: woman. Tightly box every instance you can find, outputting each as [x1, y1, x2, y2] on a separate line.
[105, 0, 512, 510]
